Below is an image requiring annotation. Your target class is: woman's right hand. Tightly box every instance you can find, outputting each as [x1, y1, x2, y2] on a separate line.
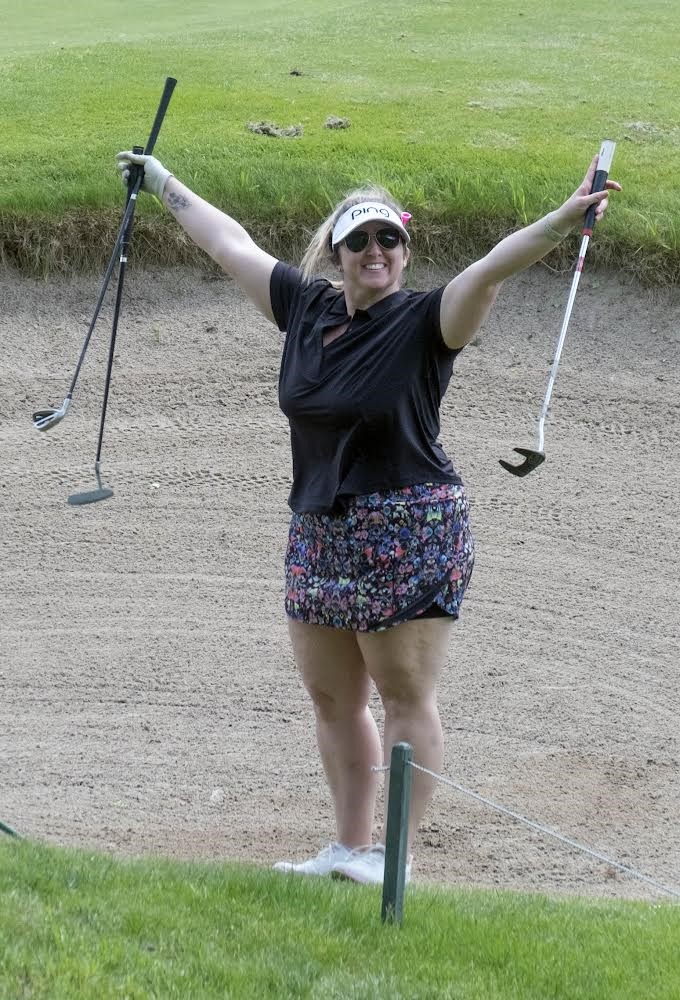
[115, 151, 173, 199]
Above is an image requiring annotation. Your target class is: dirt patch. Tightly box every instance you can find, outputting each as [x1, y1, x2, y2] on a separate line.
[324, 116, 351, 129]
[1, 259, 678, 902]
[246, 121, 303, 137]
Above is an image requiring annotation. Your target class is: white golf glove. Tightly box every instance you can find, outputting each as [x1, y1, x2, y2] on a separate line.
[115, 151, 172, 199]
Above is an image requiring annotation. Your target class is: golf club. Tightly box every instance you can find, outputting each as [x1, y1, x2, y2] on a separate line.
[32, 197, 141, 431]
[67, 76, 177, 506]
[500, 139, 616, 477]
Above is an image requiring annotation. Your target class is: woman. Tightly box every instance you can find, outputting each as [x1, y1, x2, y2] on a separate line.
[116, 148, 620, 884]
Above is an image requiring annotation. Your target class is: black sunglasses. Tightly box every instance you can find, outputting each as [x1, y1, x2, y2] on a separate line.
[343, 227, 403, 253]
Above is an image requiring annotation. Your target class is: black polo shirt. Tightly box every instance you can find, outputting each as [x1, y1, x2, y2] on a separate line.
[271, 261, 464, 513]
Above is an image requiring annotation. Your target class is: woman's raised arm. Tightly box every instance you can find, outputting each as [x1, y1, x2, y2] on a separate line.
[116, 151, 278, 322]
[439, 154, 622, 350]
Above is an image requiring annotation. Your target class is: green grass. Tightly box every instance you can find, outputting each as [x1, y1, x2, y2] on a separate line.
[1, 840, 679, 999]
[2, 0, 679, 280]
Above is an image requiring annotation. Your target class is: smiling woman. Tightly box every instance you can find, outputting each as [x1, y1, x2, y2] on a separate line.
[111, 138, 619, 887]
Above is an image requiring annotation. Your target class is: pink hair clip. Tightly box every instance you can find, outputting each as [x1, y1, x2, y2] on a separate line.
[401, 212, 412, 226]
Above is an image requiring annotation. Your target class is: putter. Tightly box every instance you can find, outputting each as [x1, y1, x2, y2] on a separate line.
[500, 139, 616, 477]
[67, 76, 177, 506]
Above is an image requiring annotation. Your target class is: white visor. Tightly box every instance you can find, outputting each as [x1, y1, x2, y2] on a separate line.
[331, 201, 410, 249]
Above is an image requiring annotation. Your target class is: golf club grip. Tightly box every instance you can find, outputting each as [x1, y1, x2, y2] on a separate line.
[144, 76, 177, 156]
[583, 139, 616, 235]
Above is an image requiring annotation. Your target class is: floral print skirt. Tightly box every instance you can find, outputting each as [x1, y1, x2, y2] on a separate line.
[284, 482, 475, 632]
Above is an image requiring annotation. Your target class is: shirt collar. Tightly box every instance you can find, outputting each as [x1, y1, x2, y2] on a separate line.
[329, 287, 408, 321]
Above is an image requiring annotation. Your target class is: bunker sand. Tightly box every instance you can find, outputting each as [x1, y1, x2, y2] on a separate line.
[1, 262, 678, 901]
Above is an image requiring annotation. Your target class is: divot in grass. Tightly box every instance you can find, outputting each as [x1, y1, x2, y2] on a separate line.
[247, 121, 303, 138]
[324, 116, 351, 129]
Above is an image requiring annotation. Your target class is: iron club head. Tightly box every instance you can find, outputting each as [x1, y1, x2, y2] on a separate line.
[499, 447, 546, 477]
[32, 397, 72, 431]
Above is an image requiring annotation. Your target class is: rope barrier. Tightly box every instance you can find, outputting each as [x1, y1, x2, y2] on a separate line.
[407, 761, 680, 901]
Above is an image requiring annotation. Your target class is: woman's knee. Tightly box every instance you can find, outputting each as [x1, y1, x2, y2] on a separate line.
[305, 679, 371, 723]
[379, 682, 440, 723]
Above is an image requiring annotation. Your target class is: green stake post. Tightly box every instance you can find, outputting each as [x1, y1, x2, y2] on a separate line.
[381, 741, 413, 925]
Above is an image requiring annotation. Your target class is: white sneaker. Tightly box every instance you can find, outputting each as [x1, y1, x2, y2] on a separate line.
[272, 842, 354, 877]
[331, 844, 412, 886]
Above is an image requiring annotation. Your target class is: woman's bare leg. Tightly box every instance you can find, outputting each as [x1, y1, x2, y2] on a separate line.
[356, 617, 452, 850]
[287, 620, 382, 847]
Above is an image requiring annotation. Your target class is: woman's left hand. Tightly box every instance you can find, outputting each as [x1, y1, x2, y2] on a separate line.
[553, 154, 623, 231]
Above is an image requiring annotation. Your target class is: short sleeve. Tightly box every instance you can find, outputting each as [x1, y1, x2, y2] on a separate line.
[417, 285, 461, 357]
[270, 261, 304, 333]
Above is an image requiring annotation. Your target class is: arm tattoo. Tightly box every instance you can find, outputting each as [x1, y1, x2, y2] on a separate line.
[167, 191, 191, 212]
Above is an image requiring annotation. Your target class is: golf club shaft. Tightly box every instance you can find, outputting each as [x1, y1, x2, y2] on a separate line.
[94, 163, 143, 465]
[65, 193, 141, 398]
[536, 233, 590, 452]
[534, 139, 616, 452]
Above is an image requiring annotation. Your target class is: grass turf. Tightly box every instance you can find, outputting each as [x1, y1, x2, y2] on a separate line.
[1, 839, 679, 999]
[2, 0, 679, 279]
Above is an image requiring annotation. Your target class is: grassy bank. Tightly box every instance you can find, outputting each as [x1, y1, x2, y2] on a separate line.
[2, 0, 679, 281]
[2, 839, 679, 999]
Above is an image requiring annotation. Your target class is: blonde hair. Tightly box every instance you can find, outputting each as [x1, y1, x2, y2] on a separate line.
[300, 185, 407, 283]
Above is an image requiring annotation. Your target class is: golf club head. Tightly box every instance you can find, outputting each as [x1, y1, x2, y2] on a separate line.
[32, 397, 71, 431]
[68, 463, 114, 505]
[499, 447, 546, 477]
[67, 486, 114, 506]
[33, 407, 64, 431]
